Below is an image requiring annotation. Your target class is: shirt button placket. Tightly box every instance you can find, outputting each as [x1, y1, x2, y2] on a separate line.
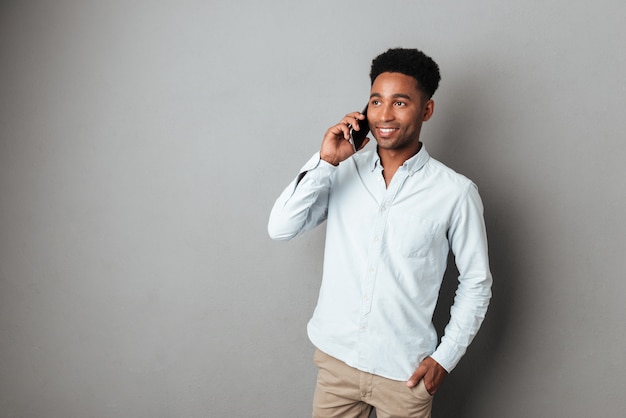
[357, 201, 387, 364]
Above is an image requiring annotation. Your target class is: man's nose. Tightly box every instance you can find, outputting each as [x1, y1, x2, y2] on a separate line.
[380, 104, 394, 121]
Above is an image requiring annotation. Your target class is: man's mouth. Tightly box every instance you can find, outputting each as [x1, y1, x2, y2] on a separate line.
[376, 127, 399, 137]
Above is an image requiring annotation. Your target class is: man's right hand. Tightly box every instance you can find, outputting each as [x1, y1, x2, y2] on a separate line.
[320, 112, 369, 166]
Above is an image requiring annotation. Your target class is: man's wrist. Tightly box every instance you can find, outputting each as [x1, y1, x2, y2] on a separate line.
[319, 152, 339, 166]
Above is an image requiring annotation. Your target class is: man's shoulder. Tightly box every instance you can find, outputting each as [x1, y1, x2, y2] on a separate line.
[425, 156, 475, 190]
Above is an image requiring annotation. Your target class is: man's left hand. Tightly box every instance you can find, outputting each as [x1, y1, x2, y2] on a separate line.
[406, 357, 448, 395]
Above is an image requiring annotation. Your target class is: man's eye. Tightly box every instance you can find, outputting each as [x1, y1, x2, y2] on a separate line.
[395, 101, 406, 106]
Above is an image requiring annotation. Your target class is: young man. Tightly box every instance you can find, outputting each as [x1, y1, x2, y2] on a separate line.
[268, 48, 492, 418]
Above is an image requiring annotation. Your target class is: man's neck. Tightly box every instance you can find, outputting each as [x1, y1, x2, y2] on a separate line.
[378, 142, 422, 187]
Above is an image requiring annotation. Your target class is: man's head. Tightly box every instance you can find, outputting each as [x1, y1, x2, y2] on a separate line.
[366, 48, 440, 156]
[369, 48, 441, 101]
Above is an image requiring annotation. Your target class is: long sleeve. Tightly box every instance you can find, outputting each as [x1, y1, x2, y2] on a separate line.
[430, 183, 493, 372]
[268, 153, 337, 241]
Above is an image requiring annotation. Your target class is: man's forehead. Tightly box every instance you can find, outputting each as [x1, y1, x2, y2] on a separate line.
[370, 72, 422, 98]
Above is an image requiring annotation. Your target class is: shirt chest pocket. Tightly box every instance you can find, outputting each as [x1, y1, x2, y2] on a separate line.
[388, 216, 441, 258]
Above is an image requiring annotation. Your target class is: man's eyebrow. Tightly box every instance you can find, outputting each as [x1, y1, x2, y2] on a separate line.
[369, 92, 413, 100]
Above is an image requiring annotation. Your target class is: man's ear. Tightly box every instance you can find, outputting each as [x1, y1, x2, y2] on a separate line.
[423, 99, 435, 121]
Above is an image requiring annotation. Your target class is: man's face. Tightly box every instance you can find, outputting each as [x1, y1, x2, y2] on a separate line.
[367, 72, 434, 152]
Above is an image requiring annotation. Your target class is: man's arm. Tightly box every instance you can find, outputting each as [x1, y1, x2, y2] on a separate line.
[408, 183, 493, 393]
[267, 153, 335, 240]
[268, 111, 369, 240]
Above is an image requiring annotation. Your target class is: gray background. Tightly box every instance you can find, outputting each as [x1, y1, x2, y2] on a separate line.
[1, 1, 625, 417]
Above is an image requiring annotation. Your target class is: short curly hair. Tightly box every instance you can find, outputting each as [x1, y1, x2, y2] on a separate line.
[369, 48, 441, 99]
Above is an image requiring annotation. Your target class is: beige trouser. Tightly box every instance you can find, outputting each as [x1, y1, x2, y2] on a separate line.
[312, 349, 433, 418]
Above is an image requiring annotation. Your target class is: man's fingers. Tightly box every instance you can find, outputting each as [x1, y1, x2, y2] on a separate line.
[341, 112, 364, 134]
[328, 122, 351, 141]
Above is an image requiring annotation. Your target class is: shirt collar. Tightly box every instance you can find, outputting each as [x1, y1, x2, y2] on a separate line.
[369, 143, 430, 175]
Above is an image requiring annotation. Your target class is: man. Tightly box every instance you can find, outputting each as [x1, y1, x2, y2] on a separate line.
[268, 48, 492, 418]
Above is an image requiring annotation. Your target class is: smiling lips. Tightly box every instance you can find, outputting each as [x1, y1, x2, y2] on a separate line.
[375, 126, 399, 137]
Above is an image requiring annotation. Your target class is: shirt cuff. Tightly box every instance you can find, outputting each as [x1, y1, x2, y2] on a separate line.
[298, 152, 337, 178]
[430, 339, 466, 373]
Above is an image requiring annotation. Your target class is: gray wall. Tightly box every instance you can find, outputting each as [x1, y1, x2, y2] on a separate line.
[1, 1, 625, 417]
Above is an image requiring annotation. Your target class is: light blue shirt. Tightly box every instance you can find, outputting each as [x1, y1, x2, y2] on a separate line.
[268, 145, 492, 380]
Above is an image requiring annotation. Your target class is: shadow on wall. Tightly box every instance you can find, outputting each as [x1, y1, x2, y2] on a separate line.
[427, 70, 521, 417]
[431, 71, 520, 417]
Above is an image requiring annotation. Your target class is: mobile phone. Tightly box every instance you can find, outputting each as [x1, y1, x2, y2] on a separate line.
[350, 105, 369, 152]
